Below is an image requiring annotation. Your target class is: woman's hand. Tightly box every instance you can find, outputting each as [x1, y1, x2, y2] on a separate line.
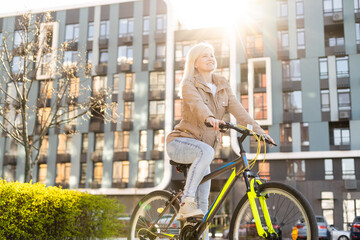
[205, 117, 225, 131]
[263, 133, 276, 147]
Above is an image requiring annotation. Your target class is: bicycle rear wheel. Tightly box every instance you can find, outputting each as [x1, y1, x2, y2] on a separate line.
[128, 190, 182, 240]
[229, 182, 317, 240]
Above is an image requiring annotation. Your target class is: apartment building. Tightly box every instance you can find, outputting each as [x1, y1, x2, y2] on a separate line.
[0, 0, 359, 229]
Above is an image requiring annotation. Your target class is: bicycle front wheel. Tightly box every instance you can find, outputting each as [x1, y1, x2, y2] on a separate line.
[128, 190, 182, 240]
[229, 182, 317, 240]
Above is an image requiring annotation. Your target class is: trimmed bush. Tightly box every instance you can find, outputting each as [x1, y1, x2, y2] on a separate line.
[0, 179, 126, 239]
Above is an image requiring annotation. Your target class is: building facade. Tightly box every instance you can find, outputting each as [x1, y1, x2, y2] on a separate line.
[0, 0, 360, 230]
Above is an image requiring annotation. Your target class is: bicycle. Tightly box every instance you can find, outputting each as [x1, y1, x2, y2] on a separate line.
[128, 122, 318, 240]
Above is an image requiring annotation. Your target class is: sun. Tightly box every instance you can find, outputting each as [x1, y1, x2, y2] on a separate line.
[167, 0, 261, 30]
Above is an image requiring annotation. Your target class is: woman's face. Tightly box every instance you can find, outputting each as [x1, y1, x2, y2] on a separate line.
[194, 48, 216, 74]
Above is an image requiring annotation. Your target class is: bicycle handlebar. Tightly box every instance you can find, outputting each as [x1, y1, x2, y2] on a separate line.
[205, 121, 277, 146]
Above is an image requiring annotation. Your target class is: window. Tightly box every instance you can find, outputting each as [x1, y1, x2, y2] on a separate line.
[277, 0, 288, 18]
[356, 0, 360, 11]
[118, 46, 133, 64]
[114, 131, 130, 152]
[40, 136, 49, 156]
[113, 74, 120, 94]
[100, 20, 110, 39]
[321, 90, 330, 112]
[80, 163, 86, 184]
[254, 92, 267, 120]
[86, 51, 93, 68]
[296, 0, 304, 18]
[143, 16, 150, 35]
[119, 18, 134, 37]
[149, 72, 165, 91]
[280, 123, 292, 146]
[65, 24, 79, 42]
[174, 99, 182, 121]
[13, 30, 23, 48]
[283, 91, 302, 113]
[37, 107, 51, 128]
[356, 24, 360, 44]
[278, 30, 289, 49]
[338, 88, 351, 111]
[258, 162, 270, 180]
[81, 133, 88, 154]
[343, 199, 360, 230]
[297, 28, 305, 49]
[143, 45, 149, 65]
[241, 95, 249, 112]
[286, 160, 305, 181]
[92, 76, 107, 95]
[175, 41, 196, 61]
[321, 192, 334, 226]
[57, 134, 72, 154]
[93, 162, 103, 184]
[319, 58, 329, 79]
[156, 15, 167, 33]
[174, 70, 183, 94]
[336, 56, 349, 78]
[328, 35, 344, 48]
[12, 56, 24, 73]
[63, 51, 78, 67]
[88, 22, 94, 41]
[55, 162, 71, 187]
[138, 160, 155, 183]
[330, 122, 350, 146]
[149, 101, 165, 119]
[94, 133, 104, 151]
[342, 158, 355, 180]
[154, 129, 165, 151]
[99, 49, 108, 64]
[140, 130, 148, 152]
[38, 164, 47, 184]
[156, 43, 166, 60]
[324, 159, 334, 180]
[124, 102, 134, 121]
[301, 122, 309, 148]
[246, 35, 263, 56]
[125, 73, 135, 92]
[39, 80, 53, 102]
[323, 0, 343, 14]
[113, 161, 129, 184]
[282, 60, 301, 81]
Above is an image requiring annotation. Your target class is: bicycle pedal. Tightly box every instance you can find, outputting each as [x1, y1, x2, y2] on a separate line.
[186, 216, 203, 223]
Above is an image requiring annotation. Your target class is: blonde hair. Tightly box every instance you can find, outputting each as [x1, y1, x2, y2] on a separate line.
[179, 42, 216, 98]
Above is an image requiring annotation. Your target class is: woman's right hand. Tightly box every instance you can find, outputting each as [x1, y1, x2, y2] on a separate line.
[205, 117, 225, 131]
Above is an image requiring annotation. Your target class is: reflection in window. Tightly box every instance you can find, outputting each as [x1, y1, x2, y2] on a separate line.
[149, 101, 165, 119]
[64, 51, 78, 67]
[38, 164, 47, 184]
[140, 130, 148, 152]
[278, 30, 289, 49]
[356, 23, 360, 44]
[286, 160, 305, 181]
[99, 49, 108, 64]
[156, 44, 166, 60]
[296, 0, 304, 18]
[283, 91, 302, 113]
[175, 41, 196, 61]
[143, 16, 150, 35]
[150, 72, 165, 91]
[88, 22, 94, 41]
[277, 0, 288, 18]
[282, 60, 301, 81]
[55, 162, 71, 187]
[156, 15, 167, 33]
[124, 102, 134, 121]
[113, 161, 129, 184]
[125, 73, 135, 92]
[241, 95, 249, 112]
[93, 162, 103, 184]
[81, 133, 88, 154]
[114, 131, 130, 152]
[338, 89, 351, 111]
[323, 0, 343, 14]
[94, 133, 104, 151]
[321, 192, 334, 225]
[118, 46, 133, 64]
[321, 90, 330, 112]
[258, 162, 270, 180]
[301, 122, 309, 148]
[138, 160, 155, 183]
[174, 70, 183, 94]
[254, 92, 267, 120]
[143, 45, 149, 65]
[342, 158, 355, 180]
[280, 123, 292, 146]
[154, 129, 165, 151]
[336, 56, 349, 78]
[297, 28, 305, 49]
[92, 76, 107, 95]
[113, 74, 120, 94]
[246, 35, 263, 56]
[343, 199, 360, 230]
[324, 159, 334, 180]
[333, 128, 350, 146]
[100, 20, 110, 39]
[57, 134, 72, 154]
[65, 24, 79, 42]
[319, 58, 329, 79]
[80, 163, 86, 185]
[119, 18, 134, 37]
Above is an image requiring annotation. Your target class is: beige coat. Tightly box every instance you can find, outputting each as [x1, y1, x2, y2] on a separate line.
[166, 73, 265, 149]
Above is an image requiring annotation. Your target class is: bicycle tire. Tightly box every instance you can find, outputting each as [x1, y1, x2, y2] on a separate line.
[128, 190, 181, 240]
[229, 182, 318, 240]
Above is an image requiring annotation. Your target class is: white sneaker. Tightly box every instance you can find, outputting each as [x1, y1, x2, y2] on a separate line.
[177, 197, 204, 221]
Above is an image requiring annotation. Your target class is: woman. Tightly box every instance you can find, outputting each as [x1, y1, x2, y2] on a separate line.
[166, 42, 274, 223]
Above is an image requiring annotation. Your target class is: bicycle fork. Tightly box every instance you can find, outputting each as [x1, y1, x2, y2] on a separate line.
[245, 173, 278, 239]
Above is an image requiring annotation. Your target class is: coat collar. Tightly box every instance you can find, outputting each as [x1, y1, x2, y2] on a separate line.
[193, 73, 227, 92]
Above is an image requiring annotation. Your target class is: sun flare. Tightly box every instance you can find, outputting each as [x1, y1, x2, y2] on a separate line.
[167, 0, 261, 30]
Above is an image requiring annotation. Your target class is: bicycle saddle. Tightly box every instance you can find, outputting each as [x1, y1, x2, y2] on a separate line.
[169, 160, 191, 177]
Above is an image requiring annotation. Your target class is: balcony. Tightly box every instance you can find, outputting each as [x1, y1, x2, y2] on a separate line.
[320, 79, 329, 89]
[122, 91, 134, 101]
[3, 154, 17, 165]
[153, 59, 165, 70]
[330, 144, 350, 151]
[277, 18, 288, 30]
[339, 110, 351, 120]
[282, 81, 301, 92]
[148, 89, 165, 100]
[136, 181, 154, 188]
[337, 77, 350, 88]
[174, 60, 185, 70]
[38, 154, 47, 164]
[148, 117, 164, 129]
[283, 112, 302, 123]
[98, 37, 108, 49]
[121, 120, 133, 131]
[113, 151, 129, 161]
[280, 144, 293, 152]
[65, 41, 78, 51]
[246, 48, 264, 59]
[112, 181, 128, 188]
[150, 150, 164, 160]
[90, 151, 103, 162]
[118, 35, 133, 45]
[117, 63, 132, 73]
[56, 153, 71, 163]
[95, 64, 107, 76]
[216, 57, 230, 68]
[154, 32, 166, 42]
[325, 44, 345, 56]
[89, 119, 104, 132]
[138, 151, 147, 160]
[277, 49, 289, 60]
[321, 111, 331, 121]
[239, 82, 248, 95]
[324, 12, 343, 26]
[357, 44, 360, 54]
[90, 181, 102, 189]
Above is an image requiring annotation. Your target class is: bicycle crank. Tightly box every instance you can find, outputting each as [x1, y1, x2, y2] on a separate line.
[179, 225, 198, 240]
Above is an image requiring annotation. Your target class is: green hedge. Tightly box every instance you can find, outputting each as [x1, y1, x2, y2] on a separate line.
[0, 179, 126, 239]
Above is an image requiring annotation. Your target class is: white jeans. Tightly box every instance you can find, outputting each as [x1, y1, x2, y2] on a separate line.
[166, 137, 215, 218]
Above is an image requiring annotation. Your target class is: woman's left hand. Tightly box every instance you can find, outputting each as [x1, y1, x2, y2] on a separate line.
[205, 117, 226, 131]
[263, 133, 276, 147]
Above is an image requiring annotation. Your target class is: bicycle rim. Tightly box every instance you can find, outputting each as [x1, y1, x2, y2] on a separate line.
[128, 191, 181, 240]
[230, 182, 317, 240]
